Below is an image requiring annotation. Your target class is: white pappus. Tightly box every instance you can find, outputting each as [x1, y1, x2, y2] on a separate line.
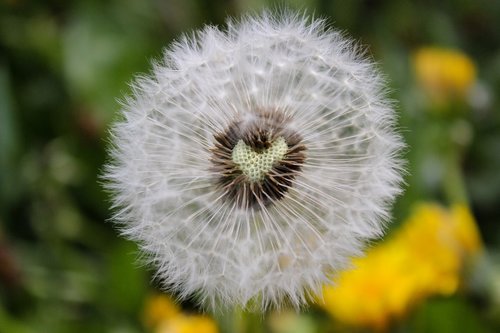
[104, 11, 405, 311]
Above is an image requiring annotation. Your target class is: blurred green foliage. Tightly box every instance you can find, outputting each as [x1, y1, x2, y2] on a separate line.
[1, 0, 499, 332]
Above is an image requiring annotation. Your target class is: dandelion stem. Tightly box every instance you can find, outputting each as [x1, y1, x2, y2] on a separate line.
[443, 148, 469, 205]
[215, 306, 246, 333]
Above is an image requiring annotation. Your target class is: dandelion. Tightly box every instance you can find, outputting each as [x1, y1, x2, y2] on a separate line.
[104, 11, 404, 311]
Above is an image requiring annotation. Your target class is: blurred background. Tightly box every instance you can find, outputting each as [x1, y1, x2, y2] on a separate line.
[1, 0, 499, 332]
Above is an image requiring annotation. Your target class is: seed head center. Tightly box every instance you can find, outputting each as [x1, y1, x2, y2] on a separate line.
[211, 110, 306, 208]
[232, 136, 288, 182]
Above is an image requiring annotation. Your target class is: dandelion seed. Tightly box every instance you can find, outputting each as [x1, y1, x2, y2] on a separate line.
[104, 10, 405, 311]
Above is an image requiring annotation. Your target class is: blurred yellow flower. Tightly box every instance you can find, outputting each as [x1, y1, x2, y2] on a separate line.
[156, 315, 218, 333]
[319, 203, 482, 331]
[413, 47, 476, 104]
[451, 205, 482, 255]
[143, 294, 181, 329]
[142, 294, 219, 333]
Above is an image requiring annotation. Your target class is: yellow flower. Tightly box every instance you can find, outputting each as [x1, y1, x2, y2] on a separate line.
[397, 205, 462, 295]
[451, 205, 482, 255]
[321, 242, 416, 330]
[156, 315, 218, 333]
[143, 294, 181, 329]
[413, 47, 476, 104]
[319, 204, 482, 331]
[142, 294, 219, 333]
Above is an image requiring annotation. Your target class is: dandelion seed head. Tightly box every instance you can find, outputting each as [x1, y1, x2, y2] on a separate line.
[104, 10, 405, 311]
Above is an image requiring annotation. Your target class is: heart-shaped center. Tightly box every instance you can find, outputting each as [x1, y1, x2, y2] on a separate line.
[232, 136, 288, 182]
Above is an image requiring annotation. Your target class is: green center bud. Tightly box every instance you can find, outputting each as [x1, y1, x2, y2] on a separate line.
[211, 109, 306, 209]
[232, 137, 288, 182]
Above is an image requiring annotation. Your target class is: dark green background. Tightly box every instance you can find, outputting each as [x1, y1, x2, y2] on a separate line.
[1, 0, 499, 332]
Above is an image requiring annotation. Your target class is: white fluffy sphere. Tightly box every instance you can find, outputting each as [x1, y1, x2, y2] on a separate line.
[104, 11, 404, 311]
